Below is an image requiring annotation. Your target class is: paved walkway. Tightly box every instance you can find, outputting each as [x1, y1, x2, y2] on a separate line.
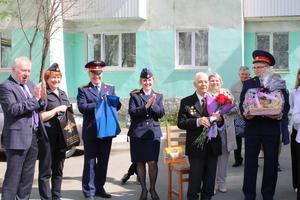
[0, 138, 297, 200]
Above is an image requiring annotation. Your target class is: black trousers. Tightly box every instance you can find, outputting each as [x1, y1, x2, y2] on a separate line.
[234, 136, 243, 163]
[243, 134, 280, 200]
[187, 154, 218, 200]
[38, 134, 66, 200]
[291, 128, 300, 199]
[2, 134, 38, 200]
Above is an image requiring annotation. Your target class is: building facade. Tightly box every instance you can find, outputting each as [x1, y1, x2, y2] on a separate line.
[0, 0, 299, 104]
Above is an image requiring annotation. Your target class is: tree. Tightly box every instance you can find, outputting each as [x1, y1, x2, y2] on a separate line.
[15, 0, 79, 82]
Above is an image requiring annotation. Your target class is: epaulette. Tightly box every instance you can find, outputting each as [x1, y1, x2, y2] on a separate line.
[130, 89, 140, 94]
[80, 84, 89, 88]
[154, 91, 160, 95]
[105, 83, 114, 87]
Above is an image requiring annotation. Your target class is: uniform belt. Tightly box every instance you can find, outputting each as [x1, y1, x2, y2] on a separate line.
[32, 128, 38, 133]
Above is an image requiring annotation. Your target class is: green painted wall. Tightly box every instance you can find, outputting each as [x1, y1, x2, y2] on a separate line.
[72, 29, 243, 98]
[284, 31, 300, 90]
[0, 29, 48, 83]
[208, 29, 242, 89]
[63, 33, 86, 98]
[244, 32, 256, 76]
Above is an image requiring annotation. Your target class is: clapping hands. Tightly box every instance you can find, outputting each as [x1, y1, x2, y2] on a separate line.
[34, 83, 47, 101]
[145, 93, 157, 109]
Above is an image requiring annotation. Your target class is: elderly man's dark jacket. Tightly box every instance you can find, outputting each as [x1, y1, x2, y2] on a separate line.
[177, 92, 222, 157]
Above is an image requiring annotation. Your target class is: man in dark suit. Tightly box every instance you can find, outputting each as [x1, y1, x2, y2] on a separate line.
[0, 56, 47, 200]
[239, 50, 290, 200]
[77, 60, 121, 199]
[177, 72, 223, 200]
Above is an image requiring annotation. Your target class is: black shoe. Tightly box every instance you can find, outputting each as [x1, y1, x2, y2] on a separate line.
[149, 189, 160, 200]
[232, 161, 242, 167]
[139, 189, 148, 200]
[121, 173, 130, 185]
[96, 192, 112, 198]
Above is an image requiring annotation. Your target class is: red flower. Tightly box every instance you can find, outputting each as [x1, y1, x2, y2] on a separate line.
[216, 94, 233, 105]
[216, 94, 226, 104]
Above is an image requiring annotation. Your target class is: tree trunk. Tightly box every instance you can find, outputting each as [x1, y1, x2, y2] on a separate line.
[39, 32, 50, 82]
[29, 43, 33, 60]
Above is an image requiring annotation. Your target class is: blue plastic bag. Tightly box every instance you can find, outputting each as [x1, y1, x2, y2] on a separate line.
[95, 95, 121, 139]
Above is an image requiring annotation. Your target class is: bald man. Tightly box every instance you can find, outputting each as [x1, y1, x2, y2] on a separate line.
[0, 57, 47, 200]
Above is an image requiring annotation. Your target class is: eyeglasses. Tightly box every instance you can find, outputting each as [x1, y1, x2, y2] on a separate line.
[252, 66, 265, 70]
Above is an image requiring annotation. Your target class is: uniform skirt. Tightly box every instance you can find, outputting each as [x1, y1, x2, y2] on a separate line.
[130, 137, 160, 163]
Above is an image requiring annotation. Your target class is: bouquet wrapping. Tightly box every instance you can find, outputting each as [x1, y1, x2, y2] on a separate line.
[194, 92, 234, 149]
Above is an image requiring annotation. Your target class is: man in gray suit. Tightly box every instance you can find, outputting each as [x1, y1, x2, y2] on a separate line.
[0, 56, 47, 200]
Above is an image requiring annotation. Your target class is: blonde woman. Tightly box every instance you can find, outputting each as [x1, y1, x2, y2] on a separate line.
[208, 73, 237, 193]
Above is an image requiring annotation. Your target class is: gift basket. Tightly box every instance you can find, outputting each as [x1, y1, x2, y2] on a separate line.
[243, 68, 286, 116]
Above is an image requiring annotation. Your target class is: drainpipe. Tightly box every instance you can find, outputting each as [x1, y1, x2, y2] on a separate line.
[241, 0, 245, 65]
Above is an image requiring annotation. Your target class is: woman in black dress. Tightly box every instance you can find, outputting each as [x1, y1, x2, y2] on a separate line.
[128, 68, 165, 200]
[38, 63, 70, 200]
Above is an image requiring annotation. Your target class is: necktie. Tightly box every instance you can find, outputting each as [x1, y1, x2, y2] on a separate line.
[20, 84, 39, 129]
[202, 97, 208, 117]
[95, 85, 100, 96]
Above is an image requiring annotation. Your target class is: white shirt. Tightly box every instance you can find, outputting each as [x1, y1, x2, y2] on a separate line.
[290, 88, 300, 133]
[143, 89, 152, 95]
[196, 92, 206, 127]
[92, 83, 101, 92]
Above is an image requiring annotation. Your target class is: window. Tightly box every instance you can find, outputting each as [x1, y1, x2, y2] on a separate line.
[176, 30, 208, 68]
[0, 32, 12, 68]
[256, 32, 289, 70]
[90, 33, 136, 68]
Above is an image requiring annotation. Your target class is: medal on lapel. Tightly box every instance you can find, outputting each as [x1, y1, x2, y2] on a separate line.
[189, 106, 197, 116]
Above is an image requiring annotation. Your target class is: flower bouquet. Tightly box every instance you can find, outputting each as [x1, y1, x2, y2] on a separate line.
[243, 68, 285, 116]
[194, 93, 234, 150]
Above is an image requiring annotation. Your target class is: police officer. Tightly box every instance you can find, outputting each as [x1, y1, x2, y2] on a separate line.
[128, 68, 165, 200]
[38, 63, 70, 200]
[77, 60, 121, 199]
[239, 50, 290, 200]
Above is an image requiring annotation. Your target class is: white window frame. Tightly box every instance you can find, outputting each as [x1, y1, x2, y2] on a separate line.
[0, 31, 12, 73]
[88, 32, 136, 72]
[175, 29, 209, 71]
[255, 32, 289, 72]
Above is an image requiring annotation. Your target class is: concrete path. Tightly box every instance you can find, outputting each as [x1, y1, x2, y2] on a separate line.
[0, 138, 297, 200]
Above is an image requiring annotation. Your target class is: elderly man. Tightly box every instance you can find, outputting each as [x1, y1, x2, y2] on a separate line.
[0, 56, 47, 200]
[177, 72, 223, 200]
[239, 50, 290, 200]
[230, 66, 250, 167]
[77, 60, 121, 199]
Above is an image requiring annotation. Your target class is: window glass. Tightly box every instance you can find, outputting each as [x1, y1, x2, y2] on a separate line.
[93, 34, 101, 60]
[195, 30, 208, 66]
[122, 33, 136, 67]
[256, 34, 270, 51]
[104, 35, 119, 66]
[179, 32, 192, 65]
[0, 32, 12, 68]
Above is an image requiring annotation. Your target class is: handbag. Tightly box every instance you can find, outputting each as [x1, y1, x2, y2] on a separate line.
[57, 105, 80, 149]
[95, 95, 121, 139]
[234, 115, 245, 137]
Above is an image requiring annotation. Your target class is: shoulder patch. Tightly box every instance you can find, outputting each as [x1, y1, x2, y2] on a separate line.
[130, 89, 140, 94]
[105, 83, 114, 87]
[80, 84, 89, 88]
